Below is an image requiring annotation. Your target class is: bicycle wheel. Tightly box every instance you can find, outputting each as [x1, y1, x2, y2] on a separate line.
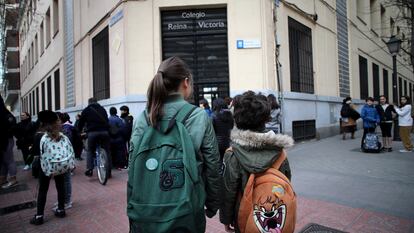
[96, 147, 109, 185]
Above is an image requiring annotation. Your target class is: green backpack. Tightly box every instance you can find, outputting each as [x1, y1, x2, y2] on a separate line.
[127, 104, 207, 233]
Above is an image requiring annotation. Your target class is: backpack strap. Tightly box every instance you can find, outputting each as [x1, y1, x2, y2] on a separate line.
[270, 150, 287, 170]
[165, 104, 197, 133]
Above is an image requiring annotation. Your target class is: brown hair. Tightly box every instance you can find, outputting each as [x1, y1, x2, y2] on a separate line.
[41, 120, 62, 141]
[147, 57, 192, 127]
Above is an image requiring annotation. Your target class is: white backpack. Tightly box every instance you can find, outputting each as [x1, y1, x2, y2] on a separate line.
[40, 133, 75, 176]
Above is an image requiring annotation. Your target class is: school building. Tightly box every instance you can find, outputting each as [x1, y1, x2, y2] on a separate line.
[15, 0, 414, 140]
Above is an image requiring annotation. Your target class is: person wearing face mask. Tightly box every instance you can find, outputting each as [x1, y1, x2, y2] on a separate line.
[375, 95, 397, 152]
[360, 97, 380, 150]
[394, 96, 413, 152]
[340, 97, 360, 140]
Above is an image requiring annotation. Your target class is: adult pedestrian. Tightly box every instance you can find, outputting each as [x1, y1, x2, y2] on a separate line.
[0, 95, 17, 189]
[30, 110, 70, 225]
[219, 91, 294, 233]
[108, 107, 127, 169]
[376, 95, 396, 152]
[212, 98, 234, 161]
[340, 97, 360, 140]
[199, 98, 213, 117]
[73, 113, 85, 160]
[360, 97, 380, 150]
[394, 96, 413, 152]
[127, 57, 221, 233]
[77, 98, 110, 177]
[15, 112, 37, 170]
[266, 94, 282, 133]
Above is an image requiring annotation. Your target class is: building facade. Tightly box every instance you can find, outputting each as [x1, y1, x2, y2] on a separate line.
[1, 0, 21, 116]
[18, 0, 414, 140]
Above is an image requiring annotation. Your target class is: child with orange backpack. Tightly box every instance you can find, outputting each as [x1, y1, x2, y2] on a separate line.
[220, 91, 296, 233]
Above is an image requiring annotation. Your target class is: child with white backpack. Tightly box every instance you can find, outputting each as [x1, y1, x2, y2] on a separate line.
[30, 110, 75, 225]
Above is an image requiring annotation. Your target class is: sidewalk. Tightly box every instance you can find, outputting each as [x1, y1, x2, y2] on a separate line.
[1, 133, 414, 233]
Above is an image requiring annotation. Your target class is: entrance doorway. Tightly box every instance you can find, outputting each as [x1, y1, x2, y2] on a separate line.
[161, 8, 229, 105]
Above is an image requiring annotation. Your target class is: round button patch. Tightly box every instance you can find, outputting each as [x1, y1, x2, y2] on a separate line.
[146, 158, 158, 171]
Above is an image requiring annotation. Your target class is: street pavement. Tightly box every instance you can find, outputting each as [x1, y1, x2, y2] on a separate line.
[1, 131, 414, 233]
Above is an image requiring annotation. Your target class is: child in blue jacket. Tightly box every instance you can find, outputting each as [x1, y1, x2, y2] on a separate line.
[360, 97, 380, 149]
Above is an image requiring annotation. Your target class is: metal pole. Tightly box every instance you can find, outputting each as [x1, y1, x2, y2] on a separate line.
[392, 55, 401, 141]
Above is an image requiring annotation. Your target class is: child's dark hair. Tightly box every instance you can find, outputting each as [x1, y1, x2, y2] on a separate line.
[147, 57, 192, 127]
[199, 99, 210, 110]
[233, 91, 270, 132]
[267, 94, 280, 110]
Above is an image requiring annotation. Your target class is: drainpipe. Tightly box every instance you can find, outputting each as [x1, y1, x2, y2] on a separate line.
[273, 0, 285, 133]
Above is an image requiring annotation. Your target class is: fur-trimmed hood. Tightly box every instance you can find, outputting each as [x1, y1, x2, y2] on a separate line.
[229, 129, 294, 174]
[231, 128, 294, 149]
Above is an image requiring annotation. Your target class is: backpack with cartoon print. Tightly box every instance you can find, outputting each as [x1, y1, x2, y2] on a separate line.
[238, 151, 296, 233]
[40, 133, 75, 176]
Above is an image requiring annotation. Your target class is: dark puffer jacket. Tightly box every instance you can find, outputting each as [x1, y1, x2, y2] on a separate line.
[212, 110, 234, 158]
[219, 129, 294, 229]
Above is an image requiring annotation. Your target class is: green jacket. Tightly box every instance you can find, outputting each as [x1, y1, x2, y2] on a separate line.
[219, 128, 294, 227]
[127, 95, 222, 217]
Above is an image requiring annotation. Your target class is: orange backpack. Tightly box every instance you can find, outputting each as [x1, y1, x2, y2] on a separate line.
[238, 151, 296, 233]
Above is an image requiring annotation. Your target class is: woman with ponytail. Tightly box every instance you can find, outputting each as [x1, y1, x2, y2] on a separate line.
[127, 57, 222, 232]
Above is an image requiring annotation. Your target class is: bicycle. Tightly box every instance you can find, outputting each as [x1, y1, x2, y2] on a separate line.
[94, 145, 110, 185]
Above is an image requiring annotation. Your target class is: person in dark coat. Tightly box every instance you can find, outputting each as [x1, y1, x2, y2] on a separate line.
[0, 95, 18, 188]
[108, 107, 127, 169]
[340, 97, 360, 140]
[212, 98, 234, 161]
[15, 112, 37, 170]
[376, 95, 396, 152]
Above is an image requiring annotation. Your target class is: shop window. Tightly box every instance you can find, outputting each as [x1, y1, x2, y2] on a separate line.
[288, 17, 314, 94]
[399, 77, 403, 102]
[359, 56, 368, 99]
[41, 81, 45, 111]
[32, 90, 36, 115]
[404, 80, 407, 96]
[92, 27, 110, 100]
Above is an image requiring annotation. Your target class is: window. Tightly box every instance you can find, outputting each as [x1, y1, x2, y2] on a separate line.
[53, 0, 59, 36]
[54, 69, 60, 110]
[380, 5, 387, 37]
[404, 80, 407, 96]
[288, 17, 314, 94]
[92, 27, 110, 100]
[31, 42, 34, 69]
[357, 0, 366, 22]
[41, 81, 45, 111]
[47, 76, 52, 110]
[45, 8, 51, 46]
[399, 77, 403, 101]
[39, 21, 44, 54]
[372, 63, 379, 98]
[390, 18, 395, 36]
[292, 120, 316, 141]
[29, 92, 32, 115]
[34, 34, 38, 64]
[383, 69, 389, 98]
[370, 0, 379, 34]
[359, 56, 368, 99]
[36, 87, 39, 115]
[32, 90, 35, 115]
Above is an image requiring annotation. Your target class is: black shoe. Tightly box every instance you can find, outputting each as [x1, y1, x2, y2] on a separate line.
[84, 169, 93, 177]
[54, 209, 66, 218]
[388, 148, 393, 152]
[30, 215, 44, 225]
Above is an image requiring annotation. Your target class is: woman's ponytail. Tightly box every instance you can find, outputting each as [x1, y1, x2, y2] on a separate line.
[147, 72, 168, 127]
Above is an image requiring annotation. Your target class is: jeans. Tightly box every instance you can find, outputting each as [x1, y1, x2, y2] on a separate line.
[0, 138, 17, 177]
[64, 171, 72, 203]
[87, 131, 111, 170]
[36, 170, 65, 215]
